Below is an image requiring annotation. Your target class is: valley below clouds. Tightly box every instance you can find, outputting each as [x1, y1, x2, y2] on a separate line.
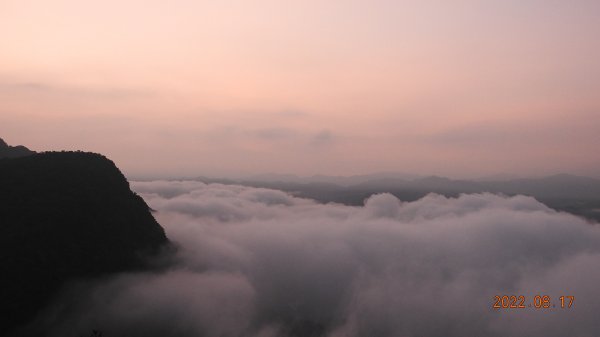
[33, 180, 600, 337]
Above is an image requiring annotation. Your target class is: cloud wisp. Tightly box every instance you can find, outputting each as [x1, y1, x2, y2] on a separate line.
[29, 181, 600, 337]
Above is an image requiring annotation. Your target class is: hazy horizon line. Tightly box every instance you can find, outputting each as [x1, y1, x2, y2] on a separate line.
[127, 170, 600, 183]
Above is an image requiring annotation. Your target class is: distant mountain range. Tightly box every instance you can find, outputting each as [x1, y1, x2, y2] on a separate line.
[195, 173, 600, 223]
[242, 172, 424, 186]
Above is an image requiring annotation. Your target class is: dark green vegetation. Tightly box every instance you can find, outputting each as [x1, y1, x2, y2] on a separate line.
[0, 150, 169, 336]
[197, 174, 600, 223]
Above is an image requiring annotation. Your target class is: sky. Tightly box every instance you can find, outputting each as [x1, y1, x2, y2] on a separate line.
[1, 0, 599, 178]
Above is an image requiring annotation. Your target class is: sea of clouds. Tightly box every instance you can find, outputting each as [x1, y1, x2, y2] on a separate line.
[32, 180, 600, 337]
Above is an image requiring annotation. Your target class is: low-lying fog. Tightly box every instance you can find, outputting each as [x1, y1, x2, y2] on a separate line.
[32, 180, 600, 337]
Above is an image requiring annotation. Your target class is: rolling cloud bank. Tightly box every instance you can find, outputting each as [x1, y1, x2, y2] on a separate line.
[30, 180, 600, 337]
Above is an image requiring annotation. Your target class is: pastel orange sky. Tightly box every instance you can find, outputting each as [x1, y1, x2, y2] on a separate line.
[2, 0, 599, 178]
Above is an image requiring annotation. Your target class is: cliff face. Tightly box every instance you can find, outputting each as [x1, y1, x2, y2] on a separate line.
[0, 151, 169, 335]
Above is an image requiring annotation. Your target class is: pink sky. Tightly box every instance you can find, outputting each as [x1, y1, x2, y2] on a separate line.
[1, 0, 599, 178]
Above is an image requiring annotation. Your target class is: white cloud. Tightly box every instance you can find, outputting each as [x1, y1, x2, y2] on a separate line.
[31, 181, 600, 337]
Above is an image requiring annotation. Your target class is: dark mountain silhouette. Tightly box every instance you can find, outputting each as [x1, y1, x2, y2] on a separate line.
[0, 151, 170, 336]
[0, 138, 35, 158]
[242, 172, 422, 186]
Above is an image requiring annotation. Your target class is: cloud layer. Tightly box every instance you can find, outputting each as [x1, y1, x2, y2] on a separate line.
[30, 181, 600, 337]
